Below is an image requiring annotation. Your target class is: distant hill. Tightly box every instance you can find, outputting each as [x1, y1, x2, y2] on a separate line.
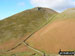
[0, 7, 57, 55]
[26, 8, 75, 54]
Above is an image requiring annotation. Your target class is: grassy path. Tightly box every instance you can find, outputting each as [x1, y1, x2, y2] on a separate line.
[23, 42, 45, 56]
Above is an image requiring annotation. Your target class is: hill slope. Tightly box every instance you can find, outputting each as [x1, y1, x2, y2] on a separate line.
[26, 8, 75, 54]
[0, 7, 57, 54]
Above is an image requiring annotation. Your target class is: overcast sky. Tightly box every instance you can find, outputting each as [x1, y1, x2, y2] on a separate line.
[0, 0, 75, 20]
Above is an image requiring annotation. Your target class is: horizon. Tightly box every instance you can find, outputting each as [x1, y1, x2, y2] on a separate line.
[0, 0, 75, 20]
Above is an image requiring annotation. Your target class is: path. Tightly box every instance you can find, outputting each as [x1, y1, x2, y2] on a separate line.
[23, 42, 45, 56]
[6, 14, 57, 56]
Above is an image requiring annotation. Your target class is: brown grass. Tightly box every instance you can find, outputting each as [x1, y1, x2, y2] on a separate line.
[26, 19, 75, 54]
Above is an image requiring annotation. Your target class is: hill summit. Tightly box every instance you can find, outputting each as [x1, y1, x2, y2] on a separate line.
[0, 7, 57, 53]
[26, 8, 75, 53]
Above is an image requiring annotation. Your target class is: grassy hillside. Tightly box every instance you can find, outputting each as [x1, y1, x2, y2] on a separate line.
[0, 7, 57, 54]
[26, 8, 75, 54]
[54, 8, 75, 21]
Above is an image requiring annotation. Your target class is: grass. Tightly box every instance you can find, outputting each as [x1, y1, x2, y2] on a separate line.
[0, 7, 58, 55]
[26, 8, 75, 54]
[0, 52, 59, 56]
[0, 52, 41, 56]
[0, 7, 57, 44]
[53, 8, 75, 21]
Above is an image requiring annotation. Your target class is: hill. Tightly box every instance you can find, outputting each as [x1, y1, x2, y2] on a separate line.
[0, 7, 57, 55]
[26, 8, 75, 54]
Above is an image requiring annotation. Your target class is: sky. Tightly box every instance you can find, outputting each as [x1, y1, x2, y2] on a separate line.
[0, 0, 75, 20]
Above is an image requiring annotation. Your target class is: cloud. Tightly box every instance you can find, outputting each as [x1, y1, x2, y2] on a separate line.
[30, 0, 75, 12]
[18, 2, 25, 6]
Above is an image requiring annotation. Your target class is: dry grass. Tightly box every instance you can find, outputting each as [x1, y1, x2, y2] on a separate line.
[26, 8, 75, 54]
[0, 7, 57, 55]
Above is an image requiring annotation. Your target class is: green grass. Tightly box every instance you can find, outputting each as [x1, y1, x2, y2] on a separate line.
[53, 8, 75, 21]
[0, 7, 57, 44]
[0, 52, 59, 56]
[0, 7, 58, 55]
[0, 52, 41, 56]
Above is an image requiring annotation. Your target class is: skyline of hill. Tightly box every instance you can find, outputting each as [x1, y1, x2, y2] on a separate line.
[26, 8, 75, 54]
[0, 7, 58, 56]
[0, 7, 75, 56]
